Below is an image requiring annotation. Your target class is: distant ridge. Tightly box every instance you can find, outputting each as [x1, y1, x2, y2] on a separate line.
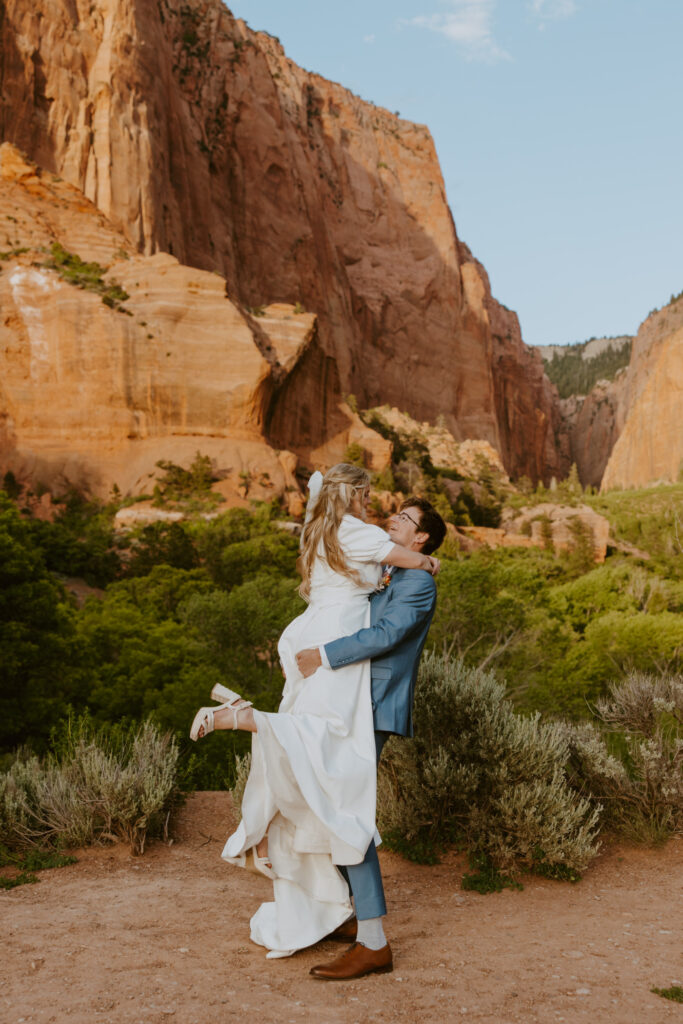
[536, 336, 633, 364]
[540, 337, 632, 400]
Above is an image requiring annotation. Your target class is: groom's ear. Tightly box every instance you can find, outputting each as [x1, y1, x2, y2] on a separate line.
[415, 530, 430, 551]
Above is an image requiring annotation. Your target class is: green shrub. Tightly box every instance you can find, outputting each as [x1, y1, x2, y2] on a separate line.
[377, 653, 601, 876]
[181, 573, 303, 686]
[585, 483, 683, 572]
[28, 514, 121, 586]
[126, 521, 200, 576]
[191, 503, 280, 574]
[651, 986, 683, 1004]
[152, 452, 217, 507]
[0, 844, 76, 888]
[461, 851, 523, 893]
[43, 243, 130, 312]
[343, 442, 366, 468]
[0, 716, 179, 854]
[205, 532, 299, 590]
[372, 466, 396, 492]
[426, 551, 555, 670]
[563, 672, 683, 842]
[0, 495, 88, 751]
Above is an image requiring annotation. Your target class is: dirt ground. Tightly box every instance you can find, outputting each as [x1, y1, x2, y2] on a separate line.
[2, 792, 681, 1024]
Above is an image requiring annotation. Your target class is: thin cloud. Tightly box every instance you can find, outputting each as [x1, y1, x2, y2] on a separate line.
[406, 0, 511, 63]
[363, 34, 376, 43]
[531, 0, 578, 21]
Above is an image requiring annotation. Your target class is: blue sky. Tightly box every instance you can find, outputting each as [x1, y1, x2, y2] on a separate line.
[226, 1, 683, 347]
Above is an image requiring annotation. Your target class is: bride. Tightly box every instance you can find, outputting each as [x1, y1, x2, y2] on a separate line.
[189, 463, 439, 957]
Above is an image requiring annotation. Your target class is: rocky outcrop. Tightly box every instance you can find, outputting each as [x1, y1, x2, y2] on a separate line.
[0, 0, 567, 483]
[0, 145, 379, 500]
[452, 502, 610, 564]
[367, 405, 509, 479]
[499, 503, 610, 562]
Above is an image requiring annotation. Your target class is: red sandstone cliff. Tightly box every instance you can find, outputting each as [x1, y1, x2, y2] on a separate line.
[556, 298, 683, 491]
[0, 0, 567, 483]
[560, 377, 627, 490]
[0, 144, 390, 501]
[600, 300, 683, 490]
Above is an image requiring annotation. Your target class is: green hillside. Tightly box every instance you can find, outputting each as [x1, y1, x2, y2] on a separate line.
[543, 338, 632, 398]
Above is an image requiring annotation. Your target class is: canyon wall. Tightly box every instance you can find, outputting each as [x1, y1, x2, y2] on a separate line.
[600, 300, 683, 490]
[0, 0, 568, 483]
[560, 378, 627, 490]
[557, 298, 683, 491]
[0, 144, 389, 501]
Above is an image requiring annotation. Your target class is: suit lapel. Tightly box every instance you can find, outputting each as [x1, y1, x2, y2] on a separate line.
[370, 566, 402, 623]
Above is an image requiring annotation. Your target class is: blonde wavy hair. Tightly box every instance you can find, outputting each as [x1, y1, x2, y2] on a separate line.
[299, 463, 372, 600]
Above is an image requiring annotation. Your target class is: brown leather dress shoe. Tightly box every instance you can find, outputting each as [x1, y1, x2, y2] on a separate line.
[325, 917, 358, 942]
[310, 942, 393, 980]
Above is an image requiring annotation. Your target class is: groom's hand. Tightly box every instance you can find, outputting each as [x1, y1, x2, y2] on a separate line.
[296, 647, 322, 678]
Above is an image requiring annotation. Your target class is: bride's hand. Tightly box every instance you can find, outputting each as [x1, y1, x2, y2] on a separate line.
[426, 555, 441, 576]
[296, 648, 322, 678]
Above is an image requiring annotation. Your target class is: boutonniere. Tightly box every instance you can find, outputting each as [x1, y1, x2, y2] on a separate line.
[377, 568, 392, 592]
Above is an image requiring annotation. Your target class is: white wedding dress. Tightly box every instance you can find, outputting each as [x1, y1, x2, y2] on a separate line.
[222, 512, 394, 956]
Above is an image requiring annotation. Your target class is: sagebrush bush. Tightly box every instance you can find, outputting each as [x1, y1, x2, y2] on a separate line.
[564, 672, 683, 842]
[231, 752, 251, 815]
[0, 716, 179, 854]
[377, 653, 601, 875]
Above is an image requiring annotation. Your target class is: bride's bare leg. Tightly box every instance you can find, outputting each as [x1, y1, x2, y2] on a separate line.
[195, 706, 257, 739]
[214, 706, 257, 733]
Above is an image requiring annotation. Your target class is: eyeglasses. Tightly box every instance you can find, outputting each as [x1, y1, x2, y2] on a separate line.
[396, 510, 421, 529]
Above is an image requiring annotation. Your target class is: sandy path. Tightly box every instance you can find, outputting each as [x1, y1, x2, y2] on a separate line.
[2, 793, 681, 1024]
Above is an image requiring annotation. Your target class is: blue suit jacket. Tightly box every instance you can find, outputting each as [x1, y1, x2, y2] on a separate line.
[323, 568, 437, 738]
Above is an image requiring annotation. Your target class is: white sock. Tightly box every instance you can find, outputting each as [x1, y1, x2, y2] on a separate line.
[356, 917, 387, 950]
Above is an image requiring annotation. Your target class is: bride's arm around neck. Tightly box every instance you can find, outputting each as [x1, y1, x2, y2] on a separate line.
[383, 543, 439, 575]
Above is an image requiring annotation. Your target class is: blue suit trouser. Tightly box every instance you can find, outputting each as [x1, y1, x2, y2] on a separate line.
[338, 730, 391, 920]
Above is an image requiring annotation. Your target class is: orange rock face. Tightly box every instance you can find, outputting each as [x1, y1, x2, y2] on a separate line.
[0, 0, 567, 483]
[557, 296, 683, 491]
[560, 297, 683, 491]
[0, 146, 324, 499]
[601, 302, 683, 490]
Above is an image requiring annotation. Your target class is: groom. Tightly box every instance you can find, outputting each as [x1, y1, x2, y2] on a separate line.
[295, 496, 446, 981]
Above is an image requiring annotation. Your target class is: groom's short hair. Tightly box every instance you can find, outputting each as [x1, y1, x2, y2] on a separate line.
[401, 497, 447, 555]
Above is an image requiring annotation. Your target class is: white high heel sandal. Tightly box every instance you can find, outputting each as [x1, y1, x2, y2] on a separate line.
[247, 847, 277, 881]
[189, 686, 253, 741]
[209, 684, 278, 880]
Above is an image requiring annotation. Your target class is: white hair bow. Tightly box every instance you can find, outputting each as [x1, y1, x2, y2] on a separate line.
[301, 470, 323, 546]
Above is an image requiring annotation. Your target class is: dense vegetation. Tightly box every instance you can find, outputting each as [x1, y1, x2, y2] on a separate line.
[543, 338, 632, 398]
[1, 716, 178, 856]
[378, 657, 681, 875]
[1, 467, 681, 867]
[0, 487, 302, 790]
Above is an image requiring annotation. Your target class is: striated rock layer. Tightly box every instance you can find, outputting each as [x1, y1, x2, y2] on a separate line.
[601, 301, 683, 490]
[0, 0, 567, 483]
[558, 295, 683, 491]
[0, 145, 387, 501]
